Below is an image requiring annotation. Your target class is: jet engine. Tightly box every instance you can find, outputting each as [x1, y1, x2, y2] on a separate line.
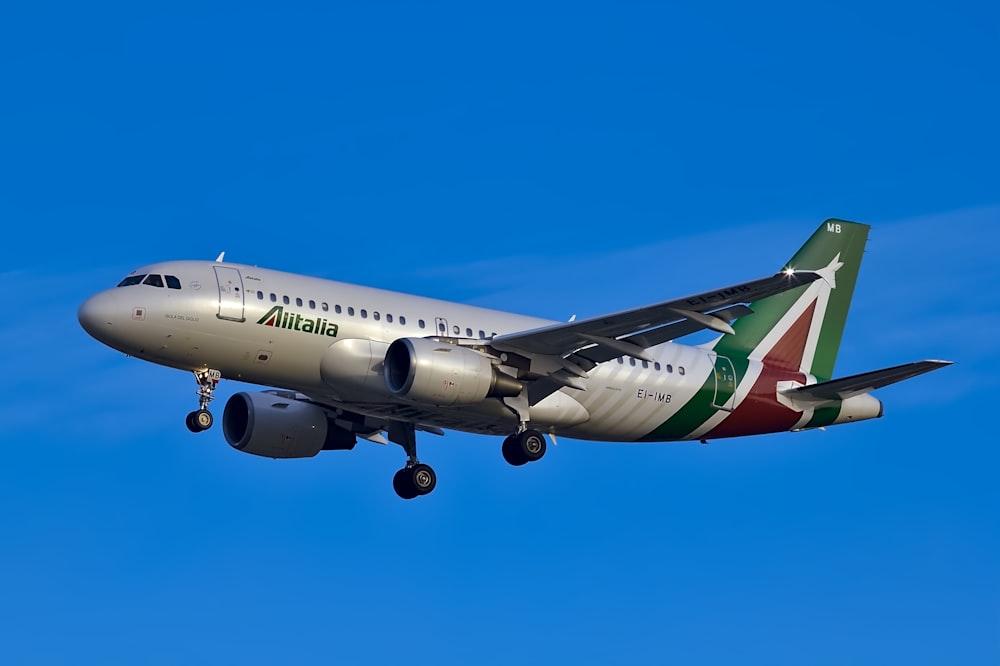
[383, 337, 523, 406]
[222, 391, 357, 459]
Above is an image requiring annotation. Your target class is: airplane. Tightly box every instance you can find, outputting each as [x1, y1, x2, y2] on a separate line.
[78, 219, 950, 499]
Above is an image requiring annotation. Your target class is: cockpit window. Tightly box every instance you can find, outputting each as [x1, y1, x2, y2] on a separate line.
[165, 275, 181, 289]
[143, 274, 165, 288]
[117, 275, 146, 287]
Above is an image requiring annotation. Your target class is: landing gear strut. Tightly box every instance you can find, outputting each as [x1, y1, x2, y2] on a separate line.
[388, 421, 437, 500]
[501, 429, 547, 466]
[499, 392, 547, 466]
[186, 368, 221, 433]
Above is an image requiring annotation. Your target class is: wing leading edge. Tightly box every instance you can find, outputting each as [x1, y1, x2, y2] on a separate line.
[492, 270, 820, 360]
[490, 270, 822, 404]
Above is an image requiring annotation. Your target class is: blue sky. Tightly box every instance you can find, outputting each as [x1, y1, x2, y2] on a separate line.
[2, 2, 998, 664]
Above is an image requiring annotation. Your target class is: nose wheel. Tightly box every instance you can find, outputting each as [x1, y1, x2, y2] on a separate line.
[186, 409, 214, 432]
[186, 369, 221, 433]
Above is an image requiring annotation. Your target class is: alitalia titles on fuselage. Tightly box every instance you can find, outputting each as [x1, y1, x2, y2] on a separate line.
[257, 305, 339, 337]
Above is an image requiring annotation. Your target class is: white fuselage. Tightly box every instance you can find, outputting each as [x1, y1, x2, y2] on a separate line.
[78, 260, 734, 441]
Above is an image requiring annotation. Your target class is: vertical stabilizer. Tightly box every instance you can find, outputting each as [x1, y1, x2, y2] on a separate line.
[712, 220, 870, 382]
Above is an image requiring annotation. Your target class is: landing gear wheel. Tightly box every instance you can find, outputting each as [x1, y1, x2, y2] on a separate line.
[502, 435, 527, 466]
[393, 468, 419, 500]
[186, 409, 213, 433]
[519, 430, 546, 462]
[410, 463, 437, 495]
[502, 430, 547, 466]
[392, 464, 437, 500]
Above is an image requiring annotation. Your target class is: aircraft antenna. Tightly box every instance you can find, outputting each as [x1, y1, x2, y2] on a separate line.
[215, 252, 226, 263]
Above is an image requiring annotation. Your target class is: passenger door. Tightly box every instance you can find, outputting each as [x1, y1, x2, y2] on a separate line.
[214, 266, 245, 322]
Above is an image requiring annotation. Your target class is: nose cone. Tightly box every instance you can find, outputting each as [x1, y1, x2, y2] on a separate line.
[78, 291, 119, 342]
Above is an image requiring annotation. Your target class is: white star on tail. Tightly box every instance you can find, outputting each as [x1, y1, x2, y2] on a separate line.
[815, 253, 844, 289]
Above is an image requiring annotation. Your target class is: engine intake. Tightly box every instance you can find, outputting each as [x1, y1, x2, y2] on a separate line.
[384, 337, 522, 406]
[222, 391, 356, 459]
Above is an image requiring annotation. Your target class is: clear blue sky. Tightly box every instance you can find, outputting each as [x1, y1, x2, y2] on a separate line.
[2, 2, 998, 664]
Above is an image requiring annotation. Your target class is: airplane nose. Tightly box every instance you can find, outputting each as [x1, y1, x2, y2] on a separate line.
[78, 291, 119, 341]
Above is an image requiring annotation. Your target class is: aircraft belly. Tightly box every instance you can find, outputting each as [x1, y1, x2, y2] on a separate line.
[313, 396, 519, 436]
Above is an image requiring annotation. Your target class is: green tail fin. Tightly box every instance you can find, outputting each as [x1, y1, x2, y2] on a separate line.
[712, 219, 870, 382]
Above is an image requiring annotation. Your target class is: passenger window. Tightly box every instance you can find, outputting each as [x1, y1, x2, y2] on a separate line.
[143, 274, 164, 288]
[373, 312, 380, 321]
[361, 309, 368, 319]
[642, 361, 649, 369]
[117, 275, 146, 287]
[321, 302, 329, 312]
[419, 319, 426, 329]
[629, 358, 636, 366]
[386, 314, 393, 323]
[296, 297, 303, 307]
[256, 290, 264, 300]
[348, 307, 355, 316]
[666, 364, 673, 373]
[679, 367, 686, 376]
[452, 325, 460, 335]
[465, 327, 473, 337]
[309, 300, 316, 309]
[654, 362, 661, 371]
[283, 296, 290, 305]
[478, 330, 485, 338]
[335, 305, 342, 314]
[400, 316, 407, 325]
[618, 358, 624, 364]
[270, 293, 277, 302]
[166, 275, 182, 290]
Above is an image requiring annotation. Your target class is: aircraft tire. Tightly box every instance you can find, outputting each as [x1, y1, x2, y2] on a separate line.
[518, 430, 547, 462]
[393, 468, 419, 500]
[193, 409, 213, 431]
[186, 410, 213, 433]
[410, 463, 437, 496]
[501, 435, 527, 466]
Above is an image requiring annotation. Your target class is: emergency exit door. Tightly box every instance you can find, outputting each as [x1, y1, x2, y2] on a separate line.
[711, 354, 737, 411]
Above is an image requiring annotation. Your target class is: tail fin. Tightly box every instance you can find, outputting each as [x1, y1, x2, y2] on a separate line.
[712, 219, 870, 382]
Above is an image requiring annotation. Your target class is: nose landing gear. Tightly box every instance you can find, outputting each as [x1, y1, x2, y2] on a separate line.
[186, 368, 221, 433]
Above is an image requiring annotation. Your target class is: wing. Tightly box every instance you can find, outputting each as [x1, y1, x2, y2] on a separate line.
[490, 270, 822, 402]
[780, 360, 953, 403]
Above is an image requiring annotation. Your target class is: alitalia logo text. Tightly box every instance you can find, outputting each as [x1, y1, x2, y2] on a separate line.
[256, 306, 339, 337]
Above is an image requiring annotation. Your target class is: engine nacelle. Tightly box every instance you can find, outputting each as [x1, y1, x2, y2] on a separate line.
[222, 391, 357, 459]
[384, 337, 523, 406]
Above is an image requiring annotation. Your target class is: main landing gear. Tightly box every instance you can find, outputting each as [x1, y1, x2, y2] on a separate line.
[501, 429, 547, 466]
[185, 368, 221, 433]
[388, 421, 437, 500]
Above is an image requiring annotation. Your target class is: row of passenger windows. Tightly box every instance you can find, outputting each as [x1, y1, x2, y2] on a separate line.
[617, 357, 686, 375]
[117, 274, 182, 289]
[253, 291, 686, 369]
[255, 291, 497, 338]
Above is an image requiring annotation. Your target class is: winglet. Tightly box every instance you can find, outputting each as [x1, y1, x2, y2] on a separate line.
[215, 251, 226, 263]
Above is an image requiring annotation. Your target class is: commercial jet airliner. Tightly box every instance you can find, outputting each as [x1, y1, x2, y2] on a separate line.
[78, 220, 950, 498]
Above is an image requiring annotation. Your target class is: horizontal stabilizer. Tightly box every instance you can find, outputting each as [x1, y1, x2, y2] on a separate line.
[782, 360, 953, 403]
